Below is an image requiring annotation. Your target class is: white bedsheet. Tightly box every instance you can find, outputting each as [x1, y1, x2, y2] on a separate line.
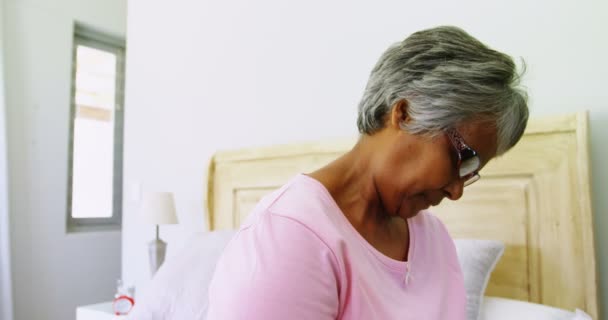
[481, 296, 592, 320]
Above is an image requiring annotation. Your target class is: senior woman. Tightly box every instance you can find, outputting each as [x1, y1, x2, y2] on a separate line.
[206, 26, 528, 320]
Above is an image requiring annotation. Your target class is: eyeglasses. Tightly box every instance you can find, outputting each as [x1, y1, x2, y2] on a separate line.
[445, 129, 481, 187]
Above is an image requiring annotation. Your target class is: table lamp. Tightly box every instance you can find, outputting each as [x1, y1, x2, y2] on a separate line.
[140, 192, 178, 275]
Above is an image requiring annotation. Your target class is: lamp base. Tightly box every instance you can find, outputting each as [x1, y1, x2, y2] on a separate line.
[148, 238, 167, 276]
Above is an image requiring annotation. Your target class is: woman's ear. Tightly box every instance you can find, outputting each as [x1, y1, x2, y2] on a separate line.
[389, 99, 410, 129]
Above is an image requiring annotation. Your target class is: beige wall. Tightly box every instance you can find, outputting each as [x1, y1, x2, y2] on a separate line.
[4, 0, 126, 319]
[123, 0, 608, 316]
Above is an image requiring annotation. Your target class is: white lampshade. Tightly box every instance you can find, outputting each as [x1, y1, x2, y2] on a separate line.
[140, 192, 178, 225]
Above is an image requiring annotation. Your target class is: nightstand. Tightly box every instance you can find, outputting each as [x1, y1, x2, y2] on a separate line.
[76, 302, 127, 320]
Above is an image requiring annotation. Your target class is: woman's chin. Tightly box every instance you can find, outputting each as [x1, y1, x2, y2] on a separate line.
[398, 206, 426, 219]
[397, 198, 429, 219]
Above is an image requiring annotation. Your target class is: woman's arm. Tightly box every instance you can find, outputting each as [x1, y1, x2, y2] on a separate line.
[206, 213, 341, 320]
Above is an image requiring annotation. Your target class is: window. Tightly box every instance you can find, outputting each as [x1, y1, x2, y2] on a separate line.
[67, 25, 125, 231]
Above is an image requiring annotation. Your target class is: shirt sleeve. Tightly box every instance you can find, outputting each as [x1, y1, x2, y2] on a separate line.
[206, 212, 341, 320]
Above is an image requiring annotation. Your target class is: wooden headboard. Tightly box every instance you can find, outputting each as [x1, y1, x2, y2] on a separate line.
[206, 112, 598, 319]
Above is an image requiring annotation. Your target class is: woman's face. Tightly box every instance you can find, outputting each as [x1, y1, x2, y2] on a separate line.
[372, 102, 498, 220]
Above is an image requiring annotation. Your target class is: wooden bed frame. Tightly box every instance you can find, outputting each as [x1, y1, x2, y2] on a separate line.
[206, 112, 599, 319]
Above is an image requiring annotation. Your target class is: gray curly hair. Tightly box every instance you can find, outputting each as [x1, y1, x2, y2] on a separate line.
[357, 26, 529, 155]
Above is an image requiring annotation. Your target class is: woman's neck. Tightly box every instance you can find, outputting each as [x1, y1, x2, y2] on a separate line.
[308, 140, 409, 261]
[309, 140, 399, 240]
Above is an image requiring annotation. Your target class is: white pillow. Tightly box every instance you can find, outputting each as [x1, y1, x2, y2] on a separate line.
[454, 239, 505, 320]
[127, 230, 237, 320]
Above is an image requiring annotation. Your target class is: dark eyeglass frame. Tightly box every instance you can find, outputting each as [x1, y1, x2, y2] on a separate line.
[445, 129, 481, 187]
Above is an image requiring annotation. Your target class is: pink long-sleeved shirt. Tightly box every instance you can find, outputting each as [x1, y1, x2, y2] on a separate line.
[207, 174, 466, 320]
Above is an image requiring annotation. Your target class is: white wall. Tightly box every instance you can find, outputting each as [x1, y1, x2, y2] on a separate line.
[4, 0, 126, 319]
[0, 0, 15, 319]
[123, 0, 608, 315]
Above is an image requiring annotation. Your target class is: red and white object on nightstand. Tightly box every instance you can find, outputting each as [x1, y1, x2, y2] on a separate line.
[112, 280, 135, 315]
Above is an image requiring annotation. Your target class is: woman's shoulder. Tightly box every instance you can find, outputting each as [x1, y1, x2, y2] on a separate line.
[219, 175, 344, 269]
[243, 174, 345, 239]
[208, 177, 343, 319]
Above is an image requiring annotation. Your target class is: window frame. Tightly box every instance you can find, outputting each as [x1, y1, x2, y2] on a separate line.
[66, 24, 126, 232]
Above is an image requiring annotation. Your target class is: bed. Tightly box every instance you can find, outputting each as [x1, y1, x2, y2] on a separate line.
[205, 111, 599, 319]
